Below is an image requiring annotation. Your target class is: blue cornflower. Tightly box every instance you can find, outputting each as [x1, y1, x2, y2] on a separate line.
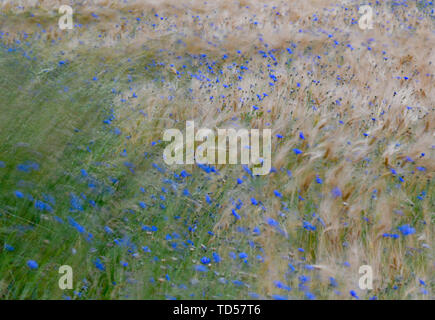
[205, 194, 212, 204]
[70, 193, 83, 212]
[120, 261, 128, 267]
[194, 265, 208, 272]
[212, 252, 221, 263]
[239, 252, 248, 259]
[272, 294, 287, 300]
[299, 275, 310, 283]
[329, 277, 338, 287]
[305, 292, 316, 300]
[94, 259, 105, 271]
[232, 209, 241, 220]
[14, 190, 24, 198]
[232, 280, 244, 286]
[35, 200, 52, 212]
[273, 190, 282, 198]
[267, 218, 279, 227]
[68, 217, 85, 233]
[27, 260, 38, 269]
[331, 187, 342, 198]
[104, 226, 113, 234]
[350, 290, 359, 299]
[398, 224, 415, 236]
[274, 281, 291, 291]
[303, 221, 316, 231]
[4, 244, 15, 251]
[293, 148, 303, 155]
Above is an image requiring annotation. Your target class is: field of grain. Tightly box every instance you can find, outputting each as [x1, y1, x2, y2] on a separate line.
[0, 0, 433, 299]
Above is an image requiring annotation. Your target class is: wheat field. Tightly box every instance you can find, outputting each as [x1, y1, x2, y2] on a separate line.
[0, 0, 433, 300]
